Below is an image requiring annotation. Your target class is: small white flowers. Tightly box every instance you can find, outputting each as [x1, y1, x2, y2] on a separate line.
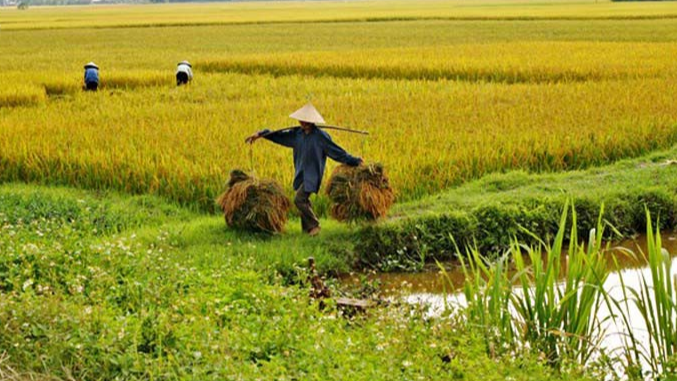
[22, 278, 33, 291]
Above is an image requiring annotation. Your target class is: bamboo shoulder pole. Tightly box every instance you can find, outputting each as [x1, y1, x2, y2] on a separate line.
[248, 125, 369, 142]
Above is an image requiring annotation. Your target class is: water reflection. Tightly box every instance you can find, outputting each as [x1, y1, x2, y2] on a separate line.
[341, 233, 677, 365]
[341, 234, 677, 296]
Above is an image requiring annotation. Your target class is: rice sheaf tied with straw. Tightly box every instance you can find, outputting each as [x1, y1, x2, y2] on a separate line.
[326, 163, 395, 222]
[216, 170, 291, 234]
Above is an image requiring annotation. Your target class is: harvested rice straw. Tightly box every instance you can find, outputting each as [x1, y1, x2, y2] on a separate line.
[216, 169, 291, 233]
[326, 163, 394, 222]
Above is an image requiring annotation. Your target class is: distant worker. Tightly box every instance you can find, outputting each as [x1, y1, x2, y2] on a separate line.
[176, 60, 193, 86]
[83, 62, 99, 91]
[245, 103, 363, 236]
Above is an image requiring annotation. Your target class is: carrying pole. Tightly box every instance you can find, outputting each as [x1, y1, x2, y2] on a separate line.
[320, 125, 370, 136]
[246, 125, 369, 143]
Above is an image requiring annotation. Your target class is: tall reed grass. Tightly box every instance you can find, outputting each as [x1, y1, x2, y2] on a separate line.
[615, 212, 677, 378]
[452, 206, 677, 378]
[451, 204, 610, 369]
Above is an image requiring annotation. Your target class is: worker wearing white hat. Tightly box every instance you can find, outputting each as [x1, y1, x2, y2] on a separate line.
[83, 62, 99, 91]
[176, 60, 193, 86]
[246, 103, 363, 236]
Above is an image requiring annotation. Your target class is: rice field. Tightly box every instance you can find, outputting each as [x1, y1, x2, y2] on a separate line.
[2, 1, 677, 211]
[5, 0, 677, 30]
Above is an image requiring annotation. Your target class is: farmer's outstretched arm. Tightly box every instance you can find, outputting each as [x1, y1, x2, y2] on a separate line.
[246, 128, 296, 148]
[323, 135, 361, 166]
[262, 128, 296, 148]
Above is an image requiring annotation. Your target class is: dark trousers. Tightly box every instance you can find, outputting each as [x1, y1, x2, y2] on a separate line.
[85, 82, 98, 91]
[295, 184, 320, 232]
[176, 72, 188, 86]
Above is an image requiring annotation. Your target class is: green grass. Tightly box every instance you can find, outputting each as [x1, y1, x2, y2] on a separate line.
[0, 182, 595, 381]
[0, 183, 192, 233]
[357, 145, 677, 270]
[2, 145, 677, 378]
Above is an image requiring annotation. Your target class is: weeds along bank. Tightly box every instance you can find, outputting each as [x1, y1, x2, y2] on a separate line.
[0, 183, 593, 381]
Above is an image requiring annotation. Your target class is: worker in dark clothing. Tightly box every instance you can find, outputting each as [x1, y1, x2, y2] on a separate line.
[83, 62, 99, 91]
[246, 103, 363, 236]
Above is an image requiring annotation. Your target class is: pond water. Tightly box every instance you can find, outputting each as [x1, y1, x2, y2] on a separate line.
[341, 235, 677, 296]
[340, 234, 677, 363]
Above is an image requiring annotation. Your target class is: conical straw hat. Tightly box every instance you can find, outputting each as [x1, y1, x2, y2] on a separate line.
[84, 62, 99, 70]
[289, 103, 326, 125]
[177, 60, 192, 68]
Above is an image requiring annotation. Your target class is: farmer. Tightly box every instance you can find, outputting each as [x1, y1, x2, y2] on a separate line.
[245, 103, 363, 236]
[83, 62, 99, 91]
[176, 60, 193, 86]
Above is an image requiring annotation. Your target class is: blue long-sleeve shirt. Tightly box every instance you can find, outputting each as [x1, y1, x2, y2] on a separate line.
[84, 68, 99, 84]
[261, 126, 361, 193]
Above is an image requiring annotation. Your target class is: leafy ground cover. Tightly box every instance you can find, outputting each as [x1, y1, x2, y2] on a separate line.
[0, 183, 594, 381]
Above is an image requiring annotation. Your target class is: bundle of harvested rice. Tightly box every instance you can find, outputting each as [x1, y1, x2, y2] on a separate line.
[326, 163, 394, 222]
[216, 169, 291, 234]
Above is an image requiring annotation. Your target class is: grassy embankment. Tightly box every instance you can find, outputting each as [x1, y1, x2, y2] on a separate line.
[0, 182, 600, 381]
[3, 146, 677, 379]
[5, 142, 677, 277]
[2, 145, 677, 379]
[357, 147, 677, 271]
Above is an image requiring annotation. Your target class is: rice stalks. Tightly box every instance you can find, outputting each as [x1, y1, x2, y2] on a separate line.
[216, 169, 291, 234]
[326, 163, 394, 222]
